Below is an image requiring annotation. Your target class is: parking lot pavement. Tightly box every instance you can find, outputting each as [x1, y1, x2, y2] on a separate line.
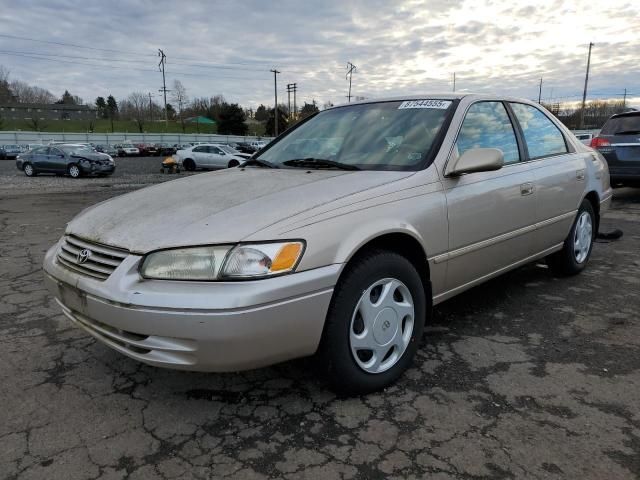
[1, 180, 639, 479]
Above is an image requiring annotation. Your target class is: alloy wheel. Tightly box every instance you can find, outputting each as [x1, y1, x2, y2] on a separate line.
[69, 165, 80, 178]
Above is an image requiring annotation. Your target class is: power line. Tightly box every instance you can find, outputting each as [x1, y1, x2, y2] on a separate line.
[0, 33, 151, 56]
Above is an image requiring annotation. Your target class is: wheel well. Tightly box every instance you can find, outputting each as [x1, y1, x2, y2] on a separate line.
[346, 233, 431, 301]
[584, 191, 600, 231]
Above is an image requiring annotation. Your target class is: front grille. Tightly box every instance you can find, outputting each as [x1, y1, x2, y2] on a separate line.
[57, 235, 128, 280]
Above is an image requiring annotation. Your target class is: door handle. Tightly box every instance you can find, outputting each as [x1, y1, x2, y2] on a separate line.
[520, 183, 534, 196]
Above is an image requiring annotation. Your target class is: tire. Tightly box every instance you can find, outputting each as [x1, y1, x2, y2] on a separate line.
[23, 163, 36, 177]
[68, 164, 81, 178]
[547, 199, 596, 276]
[318, 249, 427, 396]
[228, 159, 240, 168]
[183, 158, 196, 171]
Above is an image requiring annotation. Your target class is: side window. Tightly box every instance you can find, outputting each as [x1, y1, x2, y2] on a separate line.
[209, 146, 223, 155]
[50, 148, 62, 156]
[456, 102, 520, 164]
[509, 103, 567, 159]
[193, 146, 206, 153]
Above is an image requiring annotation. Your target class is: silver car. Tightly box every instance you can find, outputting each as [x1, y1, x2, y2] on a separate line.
[175, 143, 246, 171]
[43, 94, 612, 395]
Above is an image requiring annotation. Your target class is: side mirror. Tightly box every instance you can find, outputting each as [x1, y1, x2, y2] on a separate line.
[447, 147, 504, 176]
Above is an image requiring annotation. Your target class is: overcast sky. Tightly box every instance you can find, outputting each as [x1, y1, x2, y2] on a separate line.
[0, 0, 638, 109]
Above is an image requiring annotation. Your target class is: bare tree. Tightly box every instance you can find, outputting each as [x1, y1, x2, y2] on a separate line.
[9, 80, 56, 103]
[126, 92, 148, 133]
[0, 65, 12, 101]
[171, 80, 188, 133]
[26, 117, 47, 131]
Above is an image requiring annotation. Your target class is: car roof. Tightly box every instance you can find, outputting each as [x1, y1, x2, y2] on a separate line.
[610, 110, 640, 119]
[327, 92, 538, 110]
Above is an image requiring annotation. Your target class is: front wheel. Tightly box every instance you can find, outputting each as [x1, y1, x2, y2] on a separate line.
[228, 159, 240, 168]
[23, 163, 36, 177]
[547, 199, 595, 276]
[318, 250, 427, 396]
[68, 164, 81, 178]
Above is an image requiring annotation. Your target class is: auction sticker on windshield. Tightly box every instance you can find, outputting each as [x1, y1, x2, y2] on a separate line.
[398, 100, 451, 109]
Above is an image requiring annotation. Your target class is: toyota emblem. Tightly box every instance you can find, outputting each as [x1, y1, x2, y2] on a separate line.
[77, 249, 92, 264]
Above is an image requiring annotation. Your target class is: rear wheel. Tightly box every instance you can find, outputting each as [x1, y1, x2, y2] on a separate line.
[183, 158, 196, 171]
[547, 199, 595, 276]
[68, 164, 81, 178]
[23, 163, 36, 177]
[318, 250, 427, 395]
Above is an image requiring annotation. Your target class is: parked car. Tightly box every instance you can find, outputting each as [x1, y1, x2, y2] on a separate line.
[42, 94, 611, 395]
[155, 143, 177, 156]
[136, 143, 158, 156]
[17, 144, 115, 178]
[174, 143, 246, 170]
[3, 145, 23, 159]
[95, 144, 119, 156]
[229, 142, 257, 154]
[0, 145, 6, 160]
[212, 143, 252, 160]
[590, 111, 640, 187]
[114, 144, 140, 157]
[573, 132, 594, 145]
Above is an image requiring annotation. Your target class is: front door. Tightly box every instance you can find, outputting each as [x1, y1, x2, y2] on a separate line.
[441, 101, 536, 293]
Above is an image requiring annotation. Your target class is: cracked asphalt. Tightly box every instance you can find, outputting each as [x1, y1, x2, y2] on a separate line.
[1, 171, 639, 479]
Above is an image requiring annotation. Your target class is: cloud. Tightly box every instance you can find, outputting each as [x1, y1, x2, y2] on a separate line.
[0, 0, 638, 108]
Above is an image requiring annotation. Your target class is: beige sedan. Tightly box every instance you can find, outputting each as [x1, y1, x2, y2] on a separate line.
[43, 94, 612, 395]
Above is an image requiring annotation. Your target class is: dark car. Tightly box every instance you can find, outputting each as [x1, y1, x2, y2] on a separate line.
[135, 143, 158, 156]
[16, 144, 115, 178]
[3, 144, 23, 160]
[95, 144, 119, 156]
[155, 143, 177, 156]
[0, 145, 6, 160]
[591, 111, 640, 187]
[229, 142, 257, 154]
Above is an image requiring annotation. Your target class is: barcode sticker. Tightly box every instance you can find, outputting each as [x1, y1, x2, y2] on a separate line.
[398, 100, 452, 109]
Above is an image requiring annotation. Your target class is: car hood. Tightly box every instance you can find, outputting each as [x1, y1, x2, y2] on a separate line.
[71, 152, 111, 161]
[66, 168, 413, 253]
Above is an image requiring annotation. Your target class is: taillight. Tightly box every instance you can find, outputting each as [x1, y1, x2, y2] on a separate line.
[590, 137, 611, 148]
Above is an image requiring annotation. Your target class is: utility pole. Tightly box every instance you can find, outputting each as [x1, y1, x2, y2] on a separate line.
[538, 77, 543, 103]
[623, 88, 627, 109]
[346, 62, 356, 102]
[453, 72, 456, 92]
[286, 84, 292, 121]
[148, 92, 154, 122]
[292, 83, 297, 120]
[579, 42, 594, 129]
[158, 49, 169, 128]
[270, 69, 280, 135]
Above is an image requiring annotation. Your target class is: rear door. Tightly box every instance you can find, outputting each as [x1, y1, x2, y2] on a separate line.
[508, 102, 584, 253]
[30, 147, 50, 171]
[442, 101, 536, 292]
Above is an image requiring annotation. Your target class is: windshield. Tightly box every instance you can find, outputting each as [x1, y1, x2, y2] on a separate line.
[601, 115, 640, 135]
[60, 145, 95, 154]
[256, 100, 454, 171]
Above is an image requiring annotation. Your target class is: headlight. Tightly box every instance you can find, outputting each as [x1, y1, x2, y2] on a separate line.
[140, 246, 231, 280]
[139, 241, 304, 281]
[221, 241, 304, 279]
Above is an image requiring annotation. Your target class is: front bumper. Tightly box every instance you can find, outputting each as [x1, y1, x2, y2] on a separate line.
[43, 242, 340, 371]
[79, 162, 115, 175]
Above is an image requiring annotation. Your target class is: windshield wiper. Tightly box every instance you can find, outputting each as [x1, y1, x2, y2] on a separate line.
[614, 130, 640, 135]
[282, 158, 360, 171]
[241, 158, 278, 168]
